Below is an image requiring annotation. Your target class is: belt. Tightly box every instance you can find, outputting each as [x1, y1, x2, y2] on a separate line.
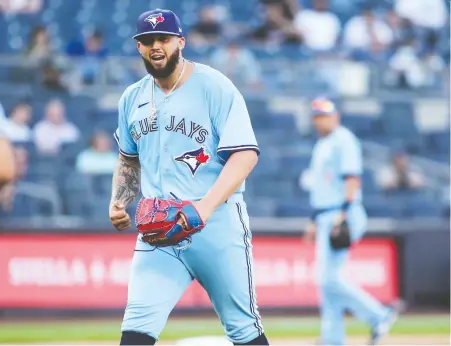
[311, 205, 343, 220]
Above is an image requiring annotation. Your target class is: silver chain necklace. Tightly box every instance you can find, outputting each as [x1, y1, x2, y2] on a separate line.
[149, 58, 187, 123]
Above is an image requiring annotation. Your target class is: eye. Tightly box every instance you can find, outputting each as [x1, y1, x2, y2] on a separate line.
[184, 155, 190, 159]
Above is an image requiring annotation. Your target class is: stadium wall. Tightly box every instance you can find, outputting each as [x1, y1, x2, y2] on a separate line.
[0, 219, 448, 317]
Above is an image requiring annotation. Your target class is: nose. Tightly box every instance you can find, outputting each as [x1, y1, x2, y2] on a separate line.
[150, 40, 163, 49]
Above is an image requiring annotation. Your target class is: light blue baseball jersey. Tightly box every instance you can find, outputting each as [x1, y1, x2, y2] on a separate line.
[309, 126, 362, 209]
[114, 62, 259, 200]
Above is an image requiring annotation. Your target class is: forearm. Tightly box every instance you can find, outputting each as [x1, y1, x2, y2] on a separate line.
[344, 176, 361, 203]
[111, 154, 141, 208]
[202, 151, 258, 211]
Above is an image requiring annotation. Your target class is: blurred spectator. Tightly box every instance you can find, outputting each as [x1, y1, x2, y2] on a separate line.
[76, 131, 117, 174]
[343, 6, 394, 58]
[24, 25, 52, 65]
[210, 40, 263, 88]
[251, 0, 303, 45]
[41, 59, 69, 93]
[259, 0, 299, 21]
[376, 152, 425, 191]
[188, 6, 224, 46]
[294, 0, 341, 52]
[1, 0, 42, 14]
[12, 145, 29, 180]
[66, 30, 108, 85]
[394, 0, 447, 32]
[387, 36, 445, 89]
[385, 10, 415, 49]
[2, 101, 32, 143]
[395, 0, 448, 56]
[33, 99, 80, 155]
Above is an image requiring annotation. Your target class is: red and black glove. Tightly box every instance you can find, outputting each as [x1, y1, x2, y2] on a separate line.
[135, 194, 205, 248]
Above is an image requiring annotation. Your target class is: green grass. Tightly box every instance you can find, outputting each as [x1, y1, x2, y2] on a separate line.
[0, 314, 449, 343]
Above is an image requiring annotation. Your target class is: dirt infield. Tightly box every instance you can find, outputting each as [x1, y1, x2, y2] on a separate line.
[159, 335, 450, 345]
[16, 335, 448, 345]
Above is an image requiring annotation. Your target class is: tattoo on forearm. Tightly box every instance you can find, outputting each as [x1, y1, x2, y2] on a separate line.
[113, 161, 140, 207]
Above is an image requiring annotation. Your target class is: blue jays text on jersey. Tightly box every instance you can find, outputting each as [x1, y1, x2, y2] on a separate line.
[114, 62, 260, 200]
[129, 115, 209, 144]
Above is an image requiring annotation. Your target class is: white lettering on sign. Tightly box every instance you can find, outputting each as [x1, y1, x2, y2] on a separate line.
[8, 257, 132, 287]
[254, 258, 387, 287]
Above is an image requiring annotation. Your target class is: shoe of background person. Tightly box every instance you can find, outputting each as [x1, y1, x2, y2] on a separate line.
[369, 300, 405, 345]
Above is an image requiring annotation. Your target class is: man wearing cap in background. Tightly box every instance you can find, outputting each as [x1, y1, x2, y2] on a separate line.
[304, 97, 399, 345]
[108, 8, 268, 346]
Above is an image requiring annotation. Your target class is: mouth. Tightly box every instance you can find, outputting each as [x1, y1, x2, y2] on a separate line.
[150, 54, 165, 62]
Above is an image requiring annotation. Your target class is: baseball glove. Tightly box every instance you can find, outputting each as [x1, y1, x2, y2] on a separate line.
[135, 194, 205, 248]
[330, 220, 351, 250]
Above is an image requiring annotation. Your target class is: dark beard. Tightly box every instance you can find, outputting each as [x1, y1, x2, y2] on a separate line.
[142, 47, 180, 78]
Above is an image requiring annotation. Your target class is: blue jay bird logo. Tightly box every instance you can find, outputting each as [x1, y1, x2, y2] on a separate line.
[144, 13, 165, 29]
[175, 147, 210, 176]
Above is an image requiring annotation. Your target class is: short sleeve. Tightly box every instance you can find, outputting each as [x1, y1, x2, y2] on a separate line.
[114, 92, 138, 158]
[338, 131, 362, 176]
[210, 79, 259, 164]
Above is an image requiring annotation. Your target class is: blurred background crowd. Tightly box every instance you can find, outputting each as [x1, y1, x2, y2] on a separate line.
[0, 0, 449, 226]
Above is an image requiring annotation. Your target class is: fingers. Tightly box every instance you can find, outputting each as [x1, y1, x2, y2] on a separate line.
[114, 218, 131, 231]
[111, 212, 131, 231]
[111, 208, 127, 219]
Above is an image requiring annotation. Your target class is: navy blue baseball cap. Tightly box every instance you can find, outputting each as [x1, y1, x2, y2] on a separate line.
[133, 9, 183, 40]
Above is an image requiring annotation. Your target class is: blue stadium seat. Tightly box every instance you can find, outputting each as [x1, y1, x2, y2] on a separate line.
[362, 169, 379, 193]
[251, 177, 299, 199]
[278, 156, 309, 178]
[246, 200, 276, 217]
[426, 131, 450, 155]
[9, 194, 40, 218]
[61, 171, 95, 217]
[251, 153, 280, 177]
[341, 115, 377, 136]
[275, 198, 312, 218]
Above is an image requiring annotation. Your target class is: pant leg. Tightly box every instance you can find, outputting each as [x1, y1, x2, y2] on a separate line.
[121, 238, 193, 341]
[181, 198, 264, 345]
[316, 215, 346, 345]
[316, 206, 390, 344]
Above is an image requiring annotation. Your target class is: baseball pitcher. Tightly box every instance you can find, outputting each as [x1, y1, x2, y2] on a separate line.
[109, 9, 269, 346]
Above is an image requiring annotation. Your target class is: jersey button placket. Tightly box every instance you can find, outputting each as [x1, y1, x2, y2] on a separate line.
[159, 105, 172, 197]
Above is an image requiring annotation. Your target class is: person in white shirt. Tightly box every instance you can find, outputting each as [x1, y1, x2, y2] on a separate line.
[294, 0, 341, 52]
[395, 0, 447, 31]
[2, 101, 32, 143]
[33, 98, 80, 155]
[76, 130, 117, 174]
[376, 152, 425, 191]
[343, 7, 394, 55]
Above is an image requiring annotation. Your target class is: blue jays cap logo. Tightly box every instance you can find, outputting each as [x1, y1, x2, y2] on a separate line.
[175, 147, 210, 176]
[311, 97, 337, 115]
[144, 13, 165, 29]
